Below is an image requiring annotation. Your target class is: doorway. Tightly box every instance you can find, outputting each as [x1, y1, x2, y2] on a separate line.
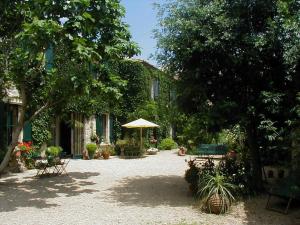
[59, 120, 71, 155]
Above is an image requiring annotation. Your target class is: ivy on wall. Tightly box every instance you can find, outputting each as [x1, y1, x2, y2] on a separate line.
[113, 59, 174, 140]
[29, 59, 174, 146]
[31, 110, 53, 148]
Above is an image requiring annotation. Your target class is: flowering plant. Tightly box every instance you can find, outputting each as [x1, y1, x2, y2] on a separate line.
[15, 141, 40, 169]
[16, 141, 33, 153]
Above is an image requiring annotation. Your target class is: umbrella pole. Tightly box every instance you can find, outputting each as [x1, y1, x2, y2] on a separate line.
[140, 128, 143, 151]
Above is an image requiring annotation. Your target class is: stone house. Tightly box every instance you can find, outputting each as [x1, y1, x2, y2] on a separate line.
[0, 88, 113, 158]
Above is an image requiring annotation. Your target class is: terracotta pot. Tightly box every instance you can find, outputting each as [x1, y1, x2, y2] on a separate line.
[207, 194, 230, 214]
[102, 151, 110, 160]
[226, 150, 237, 159]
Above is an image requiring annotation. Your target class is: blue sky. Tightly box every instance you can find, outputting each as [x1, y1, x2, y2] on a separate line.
[120, 0, 165, 66]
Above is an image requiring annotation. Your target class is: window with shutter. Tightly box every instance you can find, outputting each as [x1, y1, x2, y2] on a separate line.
[96, 114, 107, 142]
[23, 121, 32, 142]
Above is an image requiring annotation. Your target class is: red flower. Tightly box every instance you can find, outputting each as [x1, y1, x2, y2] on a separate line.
[18, 142, 33, 153]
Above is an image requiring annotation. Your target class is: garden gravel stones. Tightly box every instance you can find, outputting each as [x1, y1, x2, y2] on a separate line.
[0, 150, 298, 225]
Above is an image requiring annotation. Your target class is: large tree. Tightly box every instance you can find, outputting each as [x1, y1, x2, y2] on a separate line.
[0, 0, 138, 172]
[155, 0, 300, 189]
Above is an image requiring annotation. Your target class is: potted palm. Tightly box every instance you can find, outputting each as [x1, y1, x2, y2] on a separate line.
[198, 172, 236, 214]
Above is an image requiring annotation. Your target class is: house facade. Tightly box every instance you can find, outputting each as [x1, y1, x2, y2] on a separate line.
[0, 92, 113, 158]
[0, 58, 173, 160]
[52, 113, 113, 157]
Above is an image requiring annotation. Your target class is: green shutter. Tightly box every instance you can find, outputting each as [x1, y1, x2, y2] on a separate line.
[23, 121, 32, 142]
[96, 115, 103, 138]
[45, 44, 54, 71]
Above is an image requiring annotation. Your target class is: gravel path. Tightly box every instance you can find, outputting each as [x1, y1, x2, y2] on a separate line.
[0, 150, 299, 225]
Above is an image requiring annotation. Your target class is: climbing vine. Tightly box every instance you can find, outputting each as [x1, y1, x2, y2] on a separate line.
[31, 110, 53, 148]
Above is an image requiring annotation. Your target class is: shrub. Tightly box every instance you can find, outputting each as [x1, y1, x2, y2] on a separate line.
[185, 155, 249, 197]
[219, 157, 249, 195]
[186, 146, 198, 155]
[107, 145, 116, 156]
[158, 138, 178, 150]
[124, 145, 143, 157]
[184, 159, 200, 194]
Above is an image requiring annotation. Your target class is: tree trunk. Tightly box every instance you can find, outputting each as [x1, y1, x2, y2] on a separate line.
[246, 122, 264, 191]
[0, 87, 26, 174]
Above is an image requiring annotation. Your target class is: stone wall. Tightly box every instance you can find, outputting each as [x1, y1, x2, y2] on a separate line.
[83, 115, 96, 148]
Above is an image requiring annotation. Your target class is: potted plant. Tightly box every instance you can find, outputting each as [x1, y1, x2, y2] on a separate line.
[46, 146, 63, 164]
[101, 145, 113, 160]
[116, 139, 128, 157]
[101, 149, 110, 159]
[86, 143, 97, 159]
[198, 172, 236, 214]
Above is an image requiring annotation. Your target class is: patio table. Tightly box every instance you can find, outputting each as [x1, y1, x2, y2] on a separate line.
[35, 157, 70, 177]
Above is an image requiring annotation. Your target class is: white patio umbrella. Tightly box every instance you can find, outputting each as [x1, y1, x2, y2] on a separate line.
[122, 118, 159, 150]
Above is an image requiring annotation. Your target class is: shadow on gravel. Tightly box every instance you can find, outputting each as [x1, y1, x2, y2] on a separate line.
[240, 195, 300, 225]
[0, 172, 100, 212]
[106, 175, 192, 207]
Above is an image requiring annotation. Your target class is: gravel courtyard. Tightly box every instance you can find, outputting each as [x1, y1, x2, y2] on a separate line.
[0, 150, 299, 225]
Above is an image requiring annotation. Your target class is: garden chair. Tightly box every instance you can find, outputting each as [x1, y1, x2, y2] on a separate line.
[266, 173, 300, 214]
[34, 157, 52, 177]
[52, 154, 72, 176]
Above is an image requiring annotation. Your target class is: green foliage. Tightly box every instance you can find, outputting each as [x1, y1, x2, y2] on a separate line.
[31, 111, 52, 148]
[0, 0, 139, 170]
[155, 0, 300, 189]
[116, 139, 128, 147]
[124, 145, 143, 157]
[86, 143, 97, 154]
[184, 159, 200, 194]
[175, 113, 217, 148]
[46, 146, 62, 157]
[107, 145, 116, 156]
[22, 147, 40, 169]
[158, 138, 177, 150]
[219, 157, 250, 195]
[217, 125, 245, 153]
[186, 147, 198, 155]
[109, 59, 174, 140]
[185, 156, 250, 197]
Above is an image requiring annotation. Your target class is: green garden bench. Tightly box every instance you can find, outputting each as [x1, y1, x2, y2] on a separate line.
[196, 144, 228, 158]
[266, 174, 300, 214]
